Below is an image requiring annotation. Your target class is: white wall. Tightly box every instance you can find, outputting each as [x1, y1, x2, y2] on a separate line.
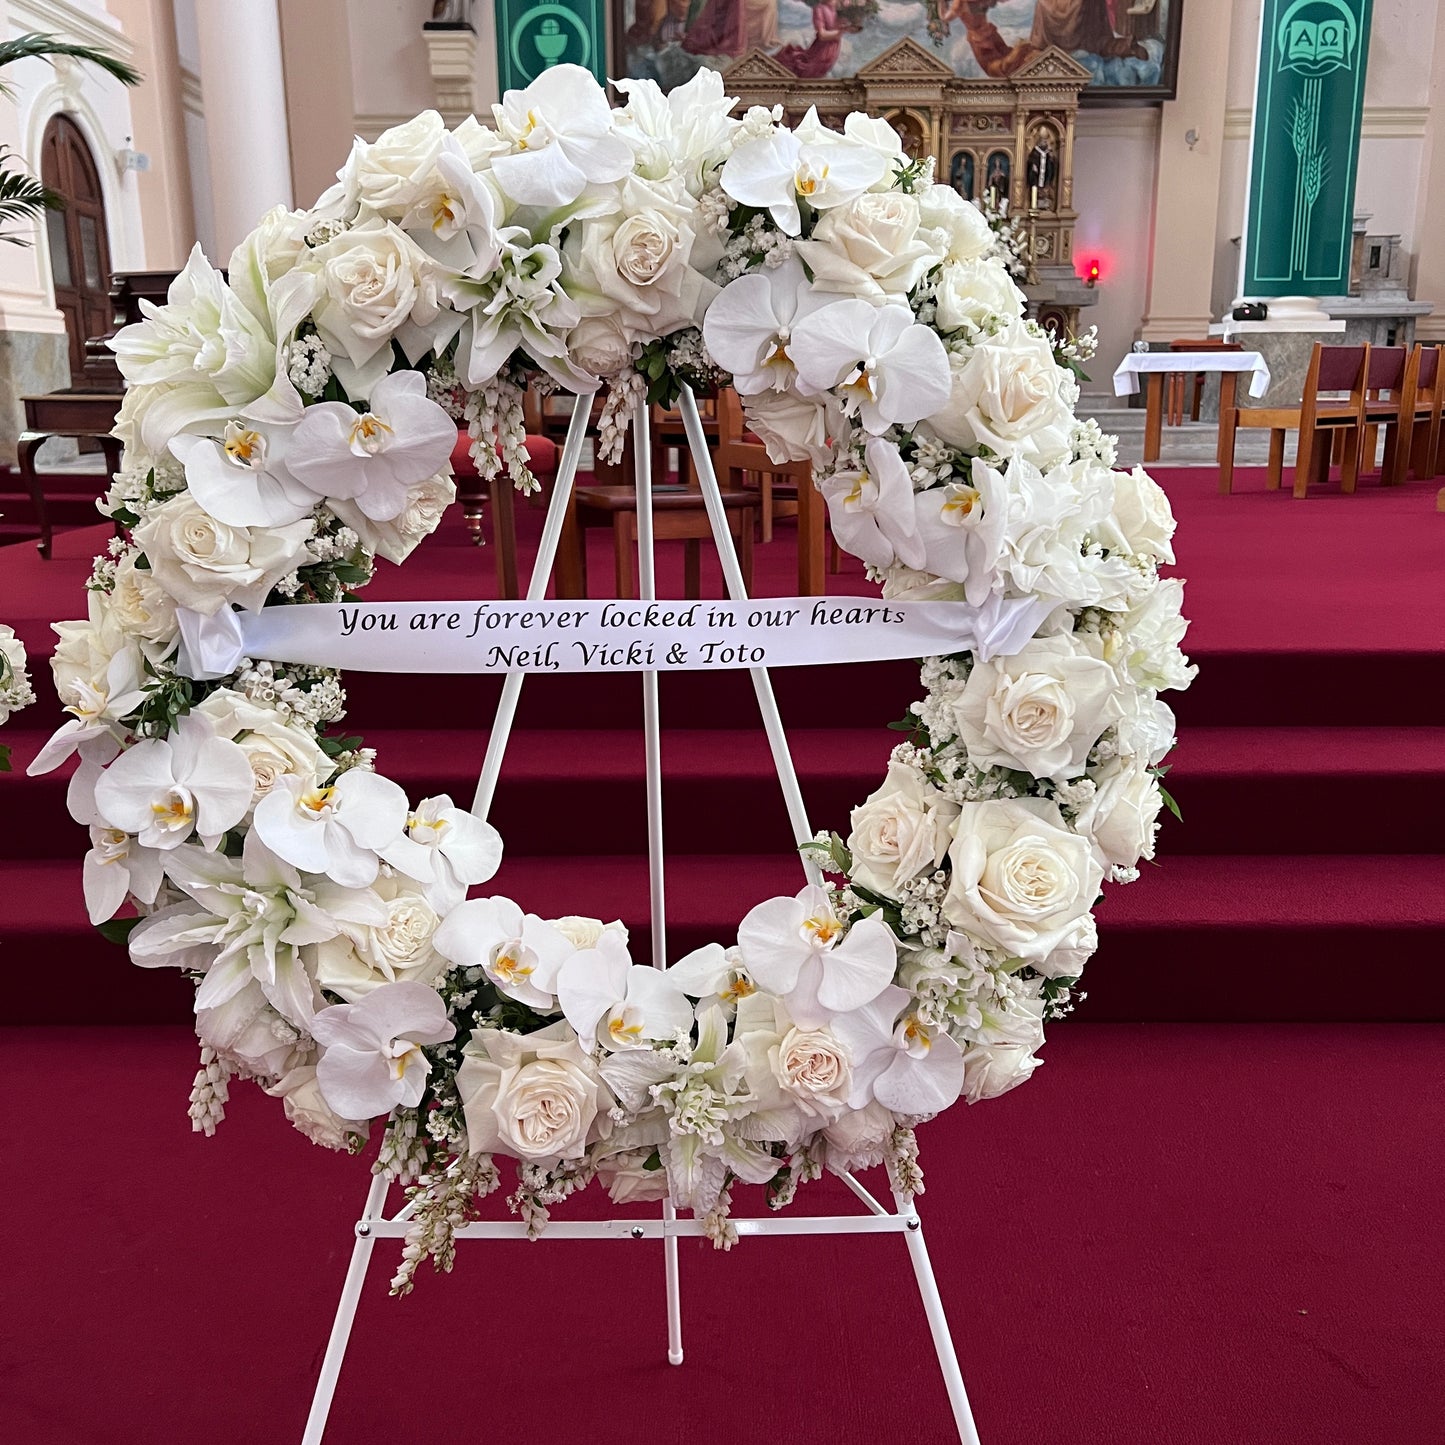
[348, 0, 435, 137]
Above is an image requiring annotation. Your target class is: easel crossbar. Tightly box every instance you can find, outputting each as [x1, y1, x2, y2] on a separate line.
[355, 1212, 922, 1242]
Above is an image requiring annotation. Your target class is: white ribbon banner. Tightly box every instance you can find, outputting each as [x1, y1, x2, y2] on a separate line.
[175, 595, 1054, 681]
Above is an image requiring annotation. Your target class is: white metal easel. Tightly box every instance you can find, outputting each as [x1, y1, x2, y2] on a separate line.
[300, 390, 983, 1445]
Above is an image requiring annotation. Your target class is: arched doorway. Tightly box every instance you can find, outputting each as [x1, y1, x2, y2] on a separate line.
[40, 114, 112, 383]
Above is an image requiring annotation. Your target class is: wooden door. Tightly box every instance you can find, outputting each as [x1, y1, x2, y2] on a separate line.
[40, 114, 112, 383]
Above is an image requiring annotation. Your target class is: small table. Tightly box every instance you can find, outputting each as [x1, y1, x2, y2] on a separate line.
[1113, 351, 1272, 464]
[17, 390, 125, 558]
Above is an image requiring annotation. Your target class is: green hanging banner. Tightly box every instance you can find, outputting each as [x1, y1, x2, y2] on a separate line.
[1243, 0, 1373, 297]
[494, 0, 607, 95]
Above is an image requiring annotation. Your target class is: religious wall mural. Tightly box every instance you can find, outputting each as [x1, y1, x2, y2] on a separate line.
[614, 0, 1181, 100]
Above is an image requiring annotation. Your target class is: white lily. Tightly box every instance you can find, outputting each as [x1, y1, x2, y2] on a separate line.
[382, 793, 503, 910]
[701, 258, 830, 396]
[170, 420, 317, 528]
[557, 932, 694, 1052]
[830, 984, 966, 1115]
[736, 885, 896, 1030]
[489, 64, 632, 209]
[28, 645, 146, 776]
[311, 980, 456, 1119]
[128, 830, 387, 1028]
[791, 298, 952, 433]
[93, 713, 254, 851]
[720, 125, 887, 237]
[819, 435, 925, 571]
[432, 894, 574, 1011]
[286, 369, 458, 523]
[613, 68, 737, 194]
[82, 823, 165, 925]
[252, 768, 409, 889]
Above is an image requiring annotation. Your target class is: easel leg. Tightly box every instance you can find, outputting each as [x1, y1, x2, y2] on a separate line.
[470, 394, 591, 821]
[631, 403, 685, 1367]
[302, 1169, 390, 1445]
[895, 1192, 984, 1445]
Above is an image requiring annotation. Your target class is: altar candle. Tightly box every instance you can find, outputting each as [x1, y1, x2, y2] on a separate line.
[1030, 184, 1039, 210]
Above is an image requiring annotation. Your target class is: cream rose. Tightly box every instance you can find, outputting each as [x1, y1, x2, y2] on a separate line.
[195, 688, 328, 804]
[774, 1025, 853, 1121]
[916, 183, 993, 263]
[820, 1099, 896, 1174]
[133, 494, 313, 615]
[1106, 465, 1177, 563]
[109, 552, 179, 651]
[306, 219, 441, 371]
[458, 1023, 609, 1163]
[960, 1039, 1041, 1103]
[551, 915, 628, 951]
[925, 321, 1075, 466]
[933, 257, 1026, 335]
[1032, 913, 1097, 980]
[266, 1064, 368, 1150]
[1114, 579, 1196, 694]
[332, 472, 457, 566]
[350, 111, 448, 218]
[566, 313, 635, 379]
[1075, 756, 1164, 872]
[943, 798, 1104, 962]
[953, 632, 1124, 781]
[796, 192, 937, 299]
[312, 872, 445, 1001]
[741, 389, 844, 468]
[848, 760, 960, 900]
[49, 593, 142, 714]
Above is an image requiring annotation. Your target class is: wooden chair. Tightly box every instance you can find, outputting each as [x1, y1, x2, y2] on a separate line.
[1165, 338, 1242, 426]
[1218, 342, 1369, 498]
[450, 426, 559, 599]
[1354, 345, 1412, 485]
[1406, 345, 1442, 478]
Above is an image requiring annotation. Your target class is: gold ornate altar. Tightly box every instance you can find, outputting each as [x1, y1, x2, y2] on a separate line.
[722, 39, 1099, 336]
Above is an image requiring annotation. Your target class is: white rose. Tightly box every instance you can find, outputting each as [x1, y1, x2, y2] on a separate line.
[196, 978, 306, 1079]
[1032, 913, 1097, 980]
[599, 1147, 672, 1204]
[552, 915, 628, 951]
[0, 624, 33, 724]
[960, 1039, 1041, 1103]
[458, 1023, 609, 1163]
[821, 1100, 896, 1175]
[194, 688, 328, 804]
[925, 321, 1074, 467]
[312, 872, 445, 1001]
[566, 313, 635, 379]
[49, 593, 144, 715]
[132, 493, 313, 615]
[916, 184, 993, 263]
[953, 631, 1124, 781]
[1075, 756, 1164, 872]
[1106, 465, 1176, 564]
[109, 552, 179, 651]
[350, 111, 448, 218]
[774, 1025, 853, 1121]
[740, 389, 845, 468]
[796, 191, 937, 299]
[848, 760, 960, 900]
[332, 472, 457, 566]
[266, 1064, 369, 1150]
[305, 218, 441, 373]
[1115, 694, 1178, 768]
[943, 798, 1104, 962]
[933, 257, 1026, 335]
[1113, 579, 1196, 694]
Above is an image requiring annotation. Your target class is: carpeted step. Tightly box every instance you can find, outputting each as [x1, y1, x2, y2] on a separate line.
[11, 852, 1443, 1025]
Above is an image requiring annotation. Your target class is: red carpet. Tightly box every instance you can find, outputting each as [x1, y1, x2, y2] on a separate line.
[1, 464, 1443, 1441]
[1, 1022, 1440, 1445]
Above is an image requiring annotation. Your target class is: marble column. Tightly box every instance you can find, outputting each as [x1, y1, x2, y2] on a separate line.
[1409, 1, 1445, 342]
[193, 0, 293, 260]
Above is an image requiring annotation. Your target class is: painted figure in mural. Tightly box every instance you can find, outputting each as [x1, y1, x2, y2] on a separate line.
[940, 0, 1146, 76]
[986, 150, 1010, 203]
[774, 1, 861, 78]
[682, 0, 780, 57]
[1026, 131, 1058, 210]
[950, 151, 976, 200]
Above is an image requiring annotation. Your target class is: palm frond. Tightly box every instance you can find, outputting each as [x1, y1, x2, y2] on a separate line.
[0, 33, 142, 99]
[0, 153, 63, 246]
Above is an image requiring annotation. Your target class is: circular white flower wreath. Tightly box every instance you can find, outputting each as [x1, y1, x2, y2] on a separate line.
[32, 67, 1194, 1290]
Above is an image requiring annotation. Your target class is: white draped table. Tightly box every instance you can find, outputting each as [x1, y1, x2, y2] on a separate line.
[1112, 351, 1272, 463]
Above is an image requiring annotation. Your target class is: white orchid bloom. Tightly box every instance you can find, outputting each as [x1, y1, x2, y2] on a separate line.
[913, 474, 1008, 590]
[830, 984, 966, 1115]
[169, 420, 318, 528]
[819, 435, 925, 572]
[701, 258, 830, 396]
[28, 646, 146, 776]
[720, 126, 887, 236]
[406, 135, 504, 280]
[791, 298, 952, 433]
[736, 886, 896, 1030]
[253, 768, 409, 889]
[129, 830, 387, 1028]
[381, 793, 503, 910]
[489, 64, 632, 209]
[432, 894, 574, 1011]
[311, 980, 456, 1119]
[93, 713, 254, 851]
[286, 370, 457, 523]
[82, 824, 165, 925]
[557, 932, 694, 1052]
[666, 941, 759, 1016]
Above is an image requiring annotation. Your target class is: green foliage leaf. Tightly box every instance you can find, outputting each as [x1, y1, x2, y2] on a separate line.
[0, 743, 11, 773]
[96, 915, 144, 946]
